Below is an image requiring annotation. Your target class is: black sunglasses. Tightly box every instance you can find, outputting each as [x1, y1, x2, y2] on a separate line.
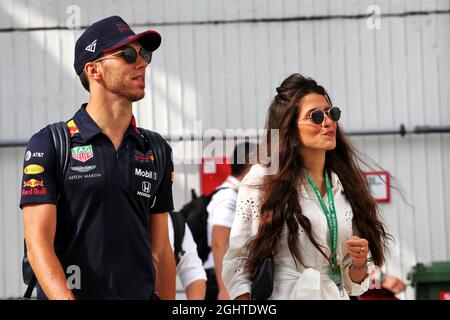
[302, 106, 341, 125]
[95, 46, 153, 64]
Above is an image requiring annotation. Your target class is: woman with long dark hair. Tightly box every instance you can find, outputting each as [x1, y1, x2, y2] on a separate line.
[222, 74, 391, 299]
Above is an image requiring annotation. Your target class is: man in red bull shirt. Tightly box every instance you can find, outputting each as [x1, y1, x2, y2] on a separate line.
[20, 16, 176, 300]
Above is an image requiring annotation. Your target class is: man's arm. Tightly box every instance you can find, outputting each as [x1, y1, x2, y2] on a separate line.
[23, 204, 75, 300]
[186, 279, 206, 300]
[176, 222, 207, 300]
[211, 225, 231, 300]
[150, 212, 176, 300]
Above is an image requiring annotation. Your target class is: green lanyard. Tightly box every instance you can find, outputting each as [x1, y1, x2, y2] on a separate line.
[306, 170, 338, 267]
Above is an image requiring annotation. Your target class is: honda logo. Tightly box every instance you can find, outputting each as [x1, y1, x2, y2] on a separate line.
[142, 181, 151, 193]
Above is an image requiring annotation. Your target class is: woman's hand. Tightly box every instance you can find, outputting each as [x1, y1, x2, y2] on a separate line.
[344, 235, 369, 267]
[345, 236, 369, 284]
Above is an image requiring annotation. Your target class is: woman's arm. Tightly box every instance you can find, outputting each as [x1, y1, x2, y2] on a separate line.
[222, 165, 263, 300]
[341, 236, 370, 295]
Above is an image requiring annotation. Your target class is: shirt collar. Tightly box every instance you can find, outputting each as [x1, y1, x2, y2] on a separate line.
[71, 104, 102, 143]
[226, 175, 242, 189]
[300, 170, 344, 200]
[126, 115, 147, 150]
[71, 104, 146, 149]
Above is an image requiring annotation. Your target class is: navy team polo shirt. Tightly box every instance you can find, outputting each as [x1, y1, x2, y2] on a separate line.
[20, 104, 174, 300]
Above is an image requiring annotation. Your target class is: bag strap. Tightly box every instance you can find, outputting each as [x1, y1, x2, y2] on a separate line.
[23, 122, 70, 299]
[23, 271, 37, 299]
[169, 211, 186, 265]
[207, 186, 237, 200]
[48, 122, 71, 190]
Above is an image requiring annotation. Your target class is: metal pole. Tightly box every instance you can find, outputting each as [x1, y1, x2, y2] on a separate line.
[0, 140, 28, 148]
[1, 124, 449, 147]
[414, 125, 450, 134]
[344, 124, 408, 137]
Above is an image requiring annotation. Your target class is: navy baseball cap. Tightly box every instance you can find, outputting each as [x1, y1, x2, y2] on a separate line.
[74, 16, 161, 75]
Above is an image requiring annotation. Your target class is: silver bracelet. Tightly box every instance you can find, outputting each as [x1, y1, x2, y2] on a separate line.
[350, 262, 368, 271]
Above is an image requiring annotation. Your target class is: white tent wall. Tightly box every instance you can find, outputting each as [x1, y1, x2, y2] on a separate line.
[0, 0, 449, 299]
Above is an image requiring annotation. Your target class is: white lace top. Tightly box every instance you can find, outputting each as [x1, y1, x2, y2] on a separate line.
[222, 164, 370, 300]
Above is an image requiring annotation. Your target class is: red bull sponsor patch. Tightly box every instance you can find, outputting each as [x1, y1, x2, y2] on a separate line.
[24, 164, 45, 175]
[67, 119, 79, 138]
[22, 188, 47, 195]
[71, 145, 94, 162]
[23, 179, 44, 188]
[134, 151, 154, 162]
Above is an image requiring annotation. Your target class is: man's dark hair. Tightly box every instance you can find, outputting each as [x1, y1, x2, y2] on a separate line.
[231, 142, 256, 177]
[79, 70, 90, 92]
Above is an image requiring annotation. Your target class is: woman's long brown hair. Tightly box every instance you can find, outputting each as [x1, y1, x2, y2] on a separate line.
[245, 74, 392, 275]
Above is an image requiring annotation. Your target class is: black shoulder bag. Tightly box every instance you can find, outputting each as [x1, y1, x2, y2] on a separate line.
[251, 255, 275, 300]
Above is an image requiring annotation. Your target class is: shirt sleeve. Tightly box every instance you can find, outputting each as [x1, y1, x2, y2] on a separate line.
[177, 224, 207, 289]
[208, 189, 237, 228]
[341, 252, 370, 296]
[222, 165, 264, 300]
[20, 127, 59, 209]
[150, 141, 174, 214]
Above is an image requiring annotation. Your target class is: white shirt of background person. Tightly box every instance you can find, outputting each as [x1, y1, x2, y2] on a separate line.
[204, 175, 240, 300]
[168, 215, 207, 300]
[203, 176, 241, 270]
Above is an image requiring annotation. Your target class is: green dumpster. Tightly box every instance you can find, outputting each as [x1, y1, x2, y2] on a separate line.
[408, 261, 450, 300]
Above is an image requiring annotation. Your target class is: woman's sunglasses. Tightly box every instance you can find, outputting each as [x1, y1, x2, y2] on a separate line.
[301, 106, 341, 125]
[94, 46, 153, 64]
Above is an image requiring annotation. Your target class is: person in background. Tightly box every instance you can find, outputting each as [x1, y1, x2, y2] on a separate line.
[355, 266, 406, 300]
[168, 214, 207, 299]
[204, 142, 256, 300]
